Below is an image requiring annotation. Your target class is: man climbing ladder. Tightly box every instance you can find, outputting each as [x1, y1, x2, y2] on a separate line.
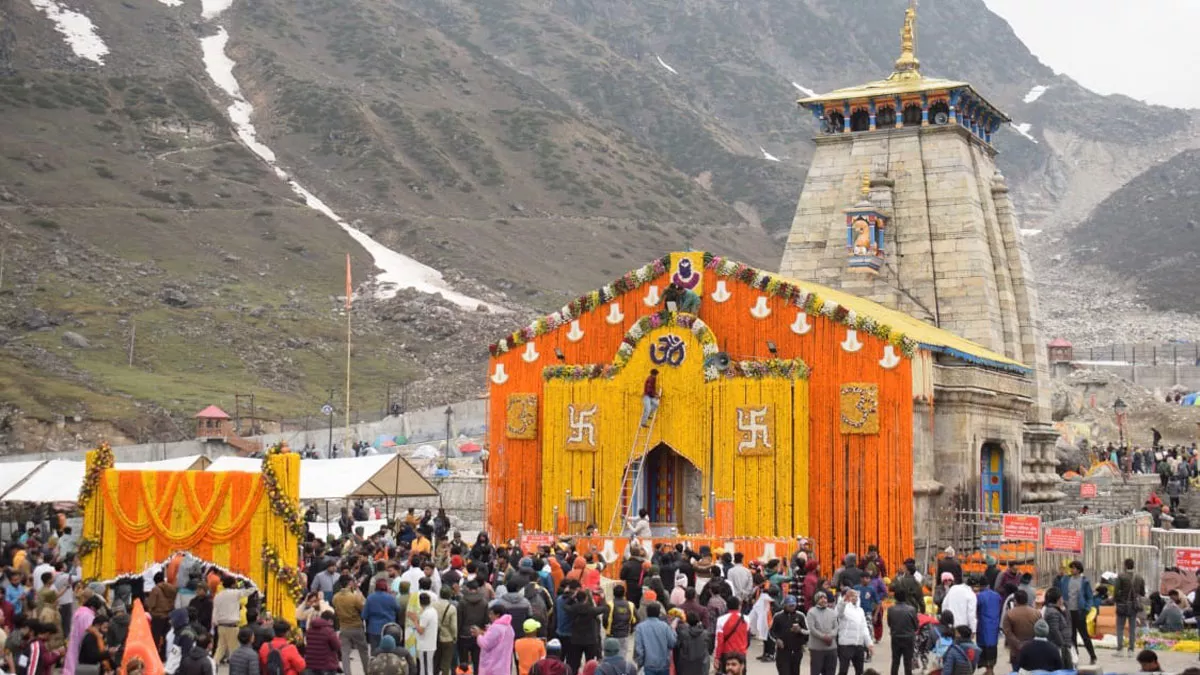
[640, 368, 661, 427]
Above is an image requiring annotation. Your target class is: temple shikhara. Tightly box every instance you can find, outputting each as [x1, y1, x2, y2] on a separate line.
[485, 4, 1058, 569]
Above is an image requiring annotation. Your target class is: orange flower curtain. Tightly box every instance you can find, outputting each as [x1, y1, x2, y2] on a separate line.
[82, 451, 300, 624]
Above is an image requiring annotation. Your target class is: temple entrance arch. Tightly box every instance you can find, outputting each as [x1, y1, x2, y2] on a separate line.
[634, 442, 704, 535]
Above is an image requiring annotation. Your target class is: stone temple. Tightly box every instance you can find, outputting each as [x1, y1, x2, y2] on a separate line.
[780, 4, 1061, 517]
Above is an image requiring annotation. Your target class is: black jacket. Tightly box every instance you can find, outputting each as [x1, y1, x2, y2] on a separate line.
[886, 602, 919, 641]
[769, 609, 808, 651]
[457, 589, 489, 638]
[566, 599, 607, 646]
[619, 559, 644, 606]
[178, 646, 214, 675]
[936, 558, 963, 585]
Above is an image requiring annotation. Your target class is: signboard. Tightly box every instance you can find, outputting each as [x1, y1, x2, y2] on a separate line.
[520, 533, 557, 553]
[1079, 483, 1098, 498]
[1044, 527, 1084, 554]
[321, 404, 334, 416]
[1003, 514, 1041, 542]
[1175, 548, 1200, 571]
[1100, 525, 1112, 544]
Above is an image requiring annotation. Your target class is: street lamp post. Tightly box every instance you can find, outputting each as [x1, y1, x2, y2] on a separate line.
[444, 405, 454, 469]
[1114, 398, 1128, 447]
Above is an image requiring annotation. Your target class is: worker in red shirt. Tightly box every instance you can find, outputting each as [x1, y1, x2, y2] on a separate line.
[640, 369, 661, 427]
[258, 620, 306, 675]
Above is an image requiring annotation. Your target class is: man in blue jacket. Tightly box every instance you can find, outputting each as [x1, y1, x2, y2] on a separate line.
[362, 578, 400, 653]
[634, 602, 678, 675]
[973, 576, 1002, 675]
[1056, 561, 1096, 665]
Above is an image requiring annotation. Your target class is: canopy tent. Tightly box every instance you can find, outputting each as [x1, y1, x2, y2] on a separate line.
[205, 454, 438, 500]
[1183, 393, 1199, 406]
[0, 455, 212, 503]
[0, 461, 48, 501]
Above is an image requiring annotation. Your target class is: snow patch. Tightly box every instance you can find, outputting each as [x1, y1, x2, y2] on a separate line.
[199, 26, 502, 312]
[655, 54, 678, 75]
[1012, 122, 1039, 144]
[760, 147, 781, 162]
[1023, 85, 1048, 103]
[201, 0, 233, 19]
[156, 0, 183, 6]
[792, 82, 817, 97]
[28, 0, 109, 65]
[1019, 228, 1043, 237]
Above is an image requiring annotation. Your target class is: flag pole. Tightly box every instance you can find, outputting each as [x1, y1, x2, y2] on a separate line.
[345, 253, 352, 453]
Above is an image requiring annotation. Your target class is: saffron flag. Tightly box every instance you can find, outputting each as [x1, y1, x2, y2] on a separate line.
[345, 253, 352, 309]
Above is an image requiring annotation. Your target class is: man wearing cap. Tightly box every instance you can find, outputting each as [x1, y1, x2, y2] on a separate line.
[805, 592, 837, 675]
[581, 637, 636, 675]
[769, 595, 807, 675]
[515, 619, 546, 675]
[364, 579, 401, 654]
[936, 548, 962, 585]
[889, 560, 923, 615]
[634, 603, 676, 675]
[530, 639, 571, 675]
[1016, 620, 1062, 672]
[940, 575, 976, 634]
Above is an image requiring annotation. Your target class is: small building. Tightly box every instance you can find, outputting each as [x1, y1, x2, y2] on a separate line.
[1048, 338, 1074, 364]
[194, 405, 233, 440]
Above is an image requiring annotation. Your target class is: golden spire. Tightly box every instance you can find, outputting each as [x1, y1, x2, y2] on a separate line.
[892, 0, 921, 81]
[861, 171, 871, 197]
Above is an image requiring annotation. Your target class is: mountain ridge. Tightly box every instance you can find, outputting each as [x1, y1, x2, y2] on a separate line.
[0, 0, 1195, 449]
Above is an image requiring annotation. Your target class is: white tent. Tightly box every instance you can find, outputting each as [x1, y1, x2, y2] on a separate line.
[0, 455, 212, 503]
[0, 461, 48, 500]
[205, 454, 438, 500]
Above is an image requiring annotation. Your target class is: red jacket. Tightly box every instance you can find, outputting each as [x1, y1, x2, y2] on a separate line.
[259, 638, 306, 675]
[714, 611, 749, 658]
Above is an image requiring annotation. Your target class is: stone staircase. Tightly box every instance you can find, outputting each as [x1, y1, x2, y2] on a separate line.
[1055, 474, 1159, 516]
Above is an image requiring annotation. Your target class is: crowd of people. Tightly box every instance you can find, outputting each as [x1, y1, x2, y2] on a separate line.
[4, 506, 1200, 675]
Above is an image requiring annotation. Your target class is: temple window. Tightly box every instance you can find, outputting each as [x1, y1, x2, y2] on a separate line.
[826, 111, 845, 133]
[876, 105, 896, 129]
[850, 109, 870, 132]
[929, 101, 950, 125]
[902, 103, 922, 126]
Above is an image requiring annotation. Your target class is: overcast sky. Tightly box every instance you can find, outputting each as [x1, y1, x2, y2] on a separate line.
[982, 0, 1200, 110]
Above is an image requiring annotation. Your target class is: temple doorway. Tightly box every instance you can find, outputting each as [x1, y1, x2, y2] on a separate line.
[638, 443, 704, 534]
[981, 442, 1005, 514]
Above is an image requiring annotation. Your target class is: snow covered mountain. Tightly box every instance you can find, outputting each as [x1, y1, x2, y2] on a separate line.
[0, 0, 1195, 436]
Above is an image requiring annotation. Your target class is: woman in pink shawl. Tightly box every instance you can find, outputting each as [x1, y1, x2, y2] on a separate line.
[63, 595, 103, 675]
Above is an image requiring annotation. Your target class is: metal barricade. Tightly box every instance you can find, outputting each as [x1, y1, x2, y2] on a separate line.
[1094, 544, 1161, 591]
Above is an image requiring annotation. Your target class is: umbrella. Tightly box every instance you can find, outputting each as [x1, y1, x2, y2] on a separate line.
[459, 441, 482, 453]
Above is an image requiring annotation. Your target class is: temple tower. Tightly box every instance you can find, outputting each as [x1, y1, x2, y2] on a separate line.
[780, 3, 1059, 506]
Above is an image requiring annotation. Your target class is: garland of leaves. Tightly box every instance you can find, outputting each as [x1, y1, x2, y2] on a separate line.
[490, 255, 670, 356]
[542, 310, 719, 381]
[261, 443, 307, 540]
[703, 254, 918, 358]
[77, 538, 100, 559]
[489, 252, 917, 361]
[77, 442, 115, 508]
[262, 543, 306, 604]
[721, 357, 810, 380]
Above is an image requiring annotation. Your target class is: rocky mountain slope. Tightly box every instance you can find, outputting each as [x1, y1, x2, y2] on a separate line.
[0, 0, 1196, 443]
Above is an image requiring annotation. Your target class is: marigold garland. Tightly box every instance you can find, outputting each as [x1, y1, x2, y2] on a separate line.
[543, 310, 719, 381]
[262, 543, 305, 603]
[77, 442, 114, 508]
[262, 443, 306, 540]
[723, 357, 810, 380]
[488, 253, 918, 360]
[490, 255, 670, 356]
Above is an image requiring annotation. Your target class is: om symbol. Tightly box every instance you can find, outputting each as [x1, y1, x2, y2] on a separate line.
[649, 334, 686, 367]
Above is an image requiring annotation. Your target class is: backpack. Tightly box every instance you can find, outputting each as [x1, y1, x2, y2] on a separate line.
[677, 627, 708, 664]
[265, 644, 286, 675]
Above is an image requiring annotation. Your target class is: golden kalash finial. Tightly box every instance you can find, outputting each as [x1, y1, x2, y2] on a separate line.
[893, 0, 921, 80]
[860, 171, 872, 197]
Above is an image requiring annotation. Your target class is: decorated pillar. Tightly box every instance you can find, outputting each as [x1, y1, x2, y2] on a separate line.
[843, 101, 852, 133]
[894, 95, 904, 128]
[868, 100, 877, 130]
[948, 90, 959, 124]
[921, 93, 929, 126]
